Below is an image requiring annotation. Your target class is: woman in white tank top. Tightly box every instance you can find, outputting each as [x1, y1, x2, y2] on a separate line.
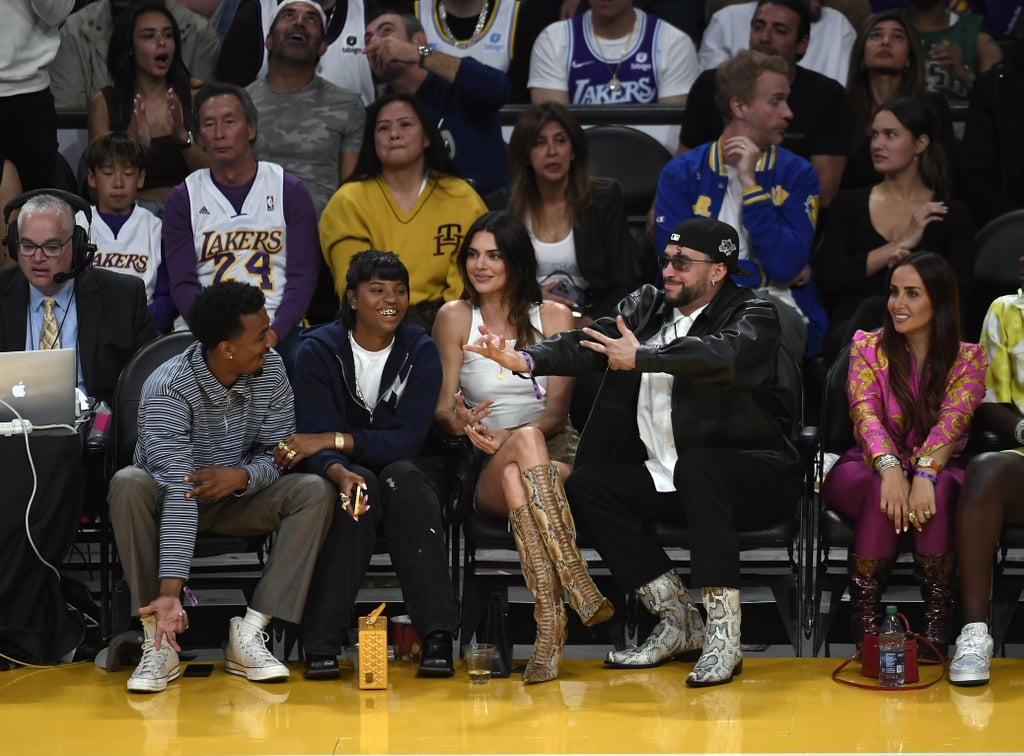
[433, 211, 614, 685]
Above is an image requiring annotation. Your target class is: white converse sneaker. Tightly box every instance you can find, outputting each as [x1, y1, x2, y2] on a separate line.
[225, 617, 290, 682]
[127, 615, 180, 694]
[949, 622, 993, 687]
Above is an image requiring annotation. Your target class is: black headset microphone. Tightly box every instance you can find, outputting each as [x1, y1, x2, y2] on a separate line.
[52, 245, 97, 283]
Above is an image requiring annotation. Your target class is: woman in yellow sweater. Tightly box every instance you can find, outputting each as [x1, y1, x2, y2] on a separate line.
[319, 92, 487, 330]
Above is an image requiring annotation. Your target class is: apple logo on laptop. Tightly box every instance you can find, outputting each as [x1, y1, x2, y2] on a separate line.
[12, 381, 26, 398]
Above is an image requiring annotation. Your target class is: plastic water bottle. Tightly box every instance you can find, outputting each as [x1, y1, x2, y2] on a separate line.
[879, 605, 905, 688]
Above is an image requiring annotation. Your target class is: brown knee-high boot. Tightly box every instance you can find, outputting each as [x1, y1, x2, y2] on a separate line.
[521, 464, 614, 626]
[509, 505, 567, 684]
[849, 554, 895, 646]
[914, 552, 956, 657]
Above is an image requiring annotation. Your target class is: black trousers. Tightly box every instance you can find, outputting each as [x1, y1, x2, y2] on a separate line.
[0, 88, 58, 192]
[301, 457, 458, 655]
[566, 448, 800, 591]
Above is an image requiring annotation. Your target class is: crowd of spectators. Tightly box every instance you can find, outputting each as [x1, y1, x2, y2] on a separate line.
[5, 0, 1024, 693]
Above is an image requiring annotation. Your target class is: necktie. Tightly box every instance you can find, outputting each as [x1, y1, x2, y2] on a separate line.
[39, 297, 61, 350]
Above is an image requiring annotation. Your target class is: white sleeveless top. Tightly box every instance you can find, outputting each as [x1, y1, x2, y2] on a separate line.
[459, 304, 547, 430]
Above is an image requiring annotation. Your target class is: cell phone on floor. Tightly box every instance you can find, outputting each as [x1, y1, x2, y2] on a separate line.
[183, 663, 214, 677]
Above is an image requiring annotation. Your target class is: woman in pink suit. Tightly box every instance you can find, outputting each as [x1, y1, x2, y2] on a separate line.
[822, 250, 986, 657]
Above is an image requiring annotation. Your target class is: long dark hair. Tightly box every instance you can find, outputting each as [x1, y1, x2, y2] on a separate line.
[340, 250, 410, 329]
[875, 96, 949, 195]
[506, 103, 593, 228]
[847, 12, 926, 143]
[879, 251, 961, 442]
[106, 2, 192, 132]
[457, 211, 543, 349]
[348, 92, 458, 183]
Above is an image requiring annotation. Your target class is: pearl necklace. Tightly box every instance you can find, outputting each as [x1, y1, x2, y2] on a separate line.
[438, 0, 491, 50]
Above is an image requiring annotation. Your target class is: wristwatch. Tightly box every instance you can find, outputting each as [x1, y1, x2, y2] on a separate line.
[916, 456, 942, 473]
[417, 44, 433, 68]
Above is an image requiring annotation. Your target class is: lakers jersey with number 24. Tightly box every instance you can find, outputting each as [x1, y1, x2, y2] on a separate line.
[185, 162, 288, 320]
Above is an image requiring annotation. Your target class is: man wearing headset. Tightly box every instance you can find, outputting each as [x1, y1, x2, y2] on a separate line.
[0, 190, 157, 668]
[0, 190, 158, 404]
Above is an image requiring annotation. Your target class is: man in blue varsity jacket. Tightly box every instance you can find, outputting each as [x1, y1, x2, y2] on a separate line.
[654, 49, 827, 359]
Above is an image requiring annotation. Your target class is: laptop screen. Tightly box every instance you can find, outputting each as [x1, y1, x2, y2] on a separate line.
[0, 349, 78, 427]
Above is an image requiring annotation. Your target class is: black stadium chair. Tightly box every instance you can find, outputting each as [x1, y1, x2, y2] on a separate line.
[584, 124, 673, 286]
[974, 208, 1024, 298]
[584, 124, 672, 222]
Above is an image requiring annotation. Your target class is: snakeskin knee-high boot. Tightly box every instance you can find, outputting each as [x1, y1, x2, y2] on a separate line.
[521, 464, 614, 626]
[509, 505, 567, 684]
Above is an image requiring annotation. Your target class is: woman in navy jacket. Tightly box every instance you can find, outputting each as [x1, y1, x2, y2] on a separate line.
[275, 250, 458, 681]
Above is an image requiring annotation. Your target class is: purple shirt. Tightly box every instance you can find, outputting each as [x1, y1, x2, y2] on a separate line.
[163, 166, 319, 339]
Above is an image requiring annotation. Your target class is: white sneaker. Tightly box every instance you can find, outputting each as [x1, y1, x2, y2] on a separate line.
[949, 622, 994, 687]
[224, 617, 290, 683]
[127, 616, 180, 693]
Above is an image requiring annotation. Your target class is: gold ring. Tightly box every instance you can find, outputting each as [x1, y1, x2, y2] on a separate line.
[907, 511, 917, 522]
[286, 450, 297, 460]
[276, 441, 288, 451]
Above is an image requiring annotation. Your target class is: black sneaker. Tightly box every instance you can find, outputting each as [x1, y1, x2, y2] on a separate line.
[304, 653, 340, 680]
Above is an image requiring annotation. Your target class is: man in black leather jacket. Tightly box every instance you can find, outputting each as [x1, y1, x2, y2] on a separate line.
[465, 217, 802, 687]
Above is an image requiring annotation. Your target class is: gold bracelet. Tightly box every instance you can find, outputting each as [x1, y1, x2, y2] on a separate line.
[335, 432, 346, 452]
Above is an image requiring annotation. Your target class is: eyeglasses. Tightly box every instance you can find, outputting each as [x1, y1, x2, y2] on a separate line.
[17, 237, 72, 258]
[662, 254, 717, 272]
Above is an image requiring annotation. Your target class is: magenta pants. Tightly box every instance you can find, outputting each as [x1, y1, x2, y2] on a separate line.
[822, 447, 967, 558]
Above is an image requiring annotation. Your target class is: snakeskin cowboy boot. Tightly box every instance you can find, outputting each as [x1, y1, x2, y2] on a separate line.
[605, 570, 705, 668]
[687, 586, 743, 687]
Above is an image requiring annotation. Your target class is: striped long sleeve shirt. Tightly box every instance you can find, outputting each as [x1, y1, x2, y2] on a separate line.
[134, 340, 294, 580]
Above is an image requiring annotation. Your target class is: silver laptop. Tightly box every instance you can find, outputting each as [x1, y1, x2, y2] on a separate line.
[0, 349, 78, 426]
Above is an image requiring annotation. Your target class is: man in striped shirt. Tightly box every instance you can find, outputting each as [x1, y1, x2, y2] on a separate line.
[108, 281, 335, 694]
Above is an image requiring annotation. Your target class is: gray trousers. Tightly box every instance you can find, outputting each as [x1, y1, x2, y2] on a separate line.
[108, 467, 336, 624]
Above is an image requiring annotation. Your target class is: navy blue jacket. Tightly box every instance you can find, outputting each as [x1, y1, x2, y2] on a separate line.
[293, 320, 442, 476]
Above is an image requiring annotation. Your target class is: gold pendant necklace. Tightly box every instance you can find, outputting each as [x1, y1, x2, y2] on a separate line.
[593, 13, 637, 93]
[438, 0, 491, 50]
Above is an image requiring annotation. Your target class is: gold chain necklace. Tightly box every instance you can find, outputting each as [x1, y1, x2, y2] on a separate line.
[592, 13, 637, 94]
[438, 0, 491, 50]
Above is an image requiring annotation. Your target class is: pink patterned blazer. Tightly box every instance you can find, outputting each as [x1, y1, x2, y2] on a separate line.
[847, 329, 987, 468]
